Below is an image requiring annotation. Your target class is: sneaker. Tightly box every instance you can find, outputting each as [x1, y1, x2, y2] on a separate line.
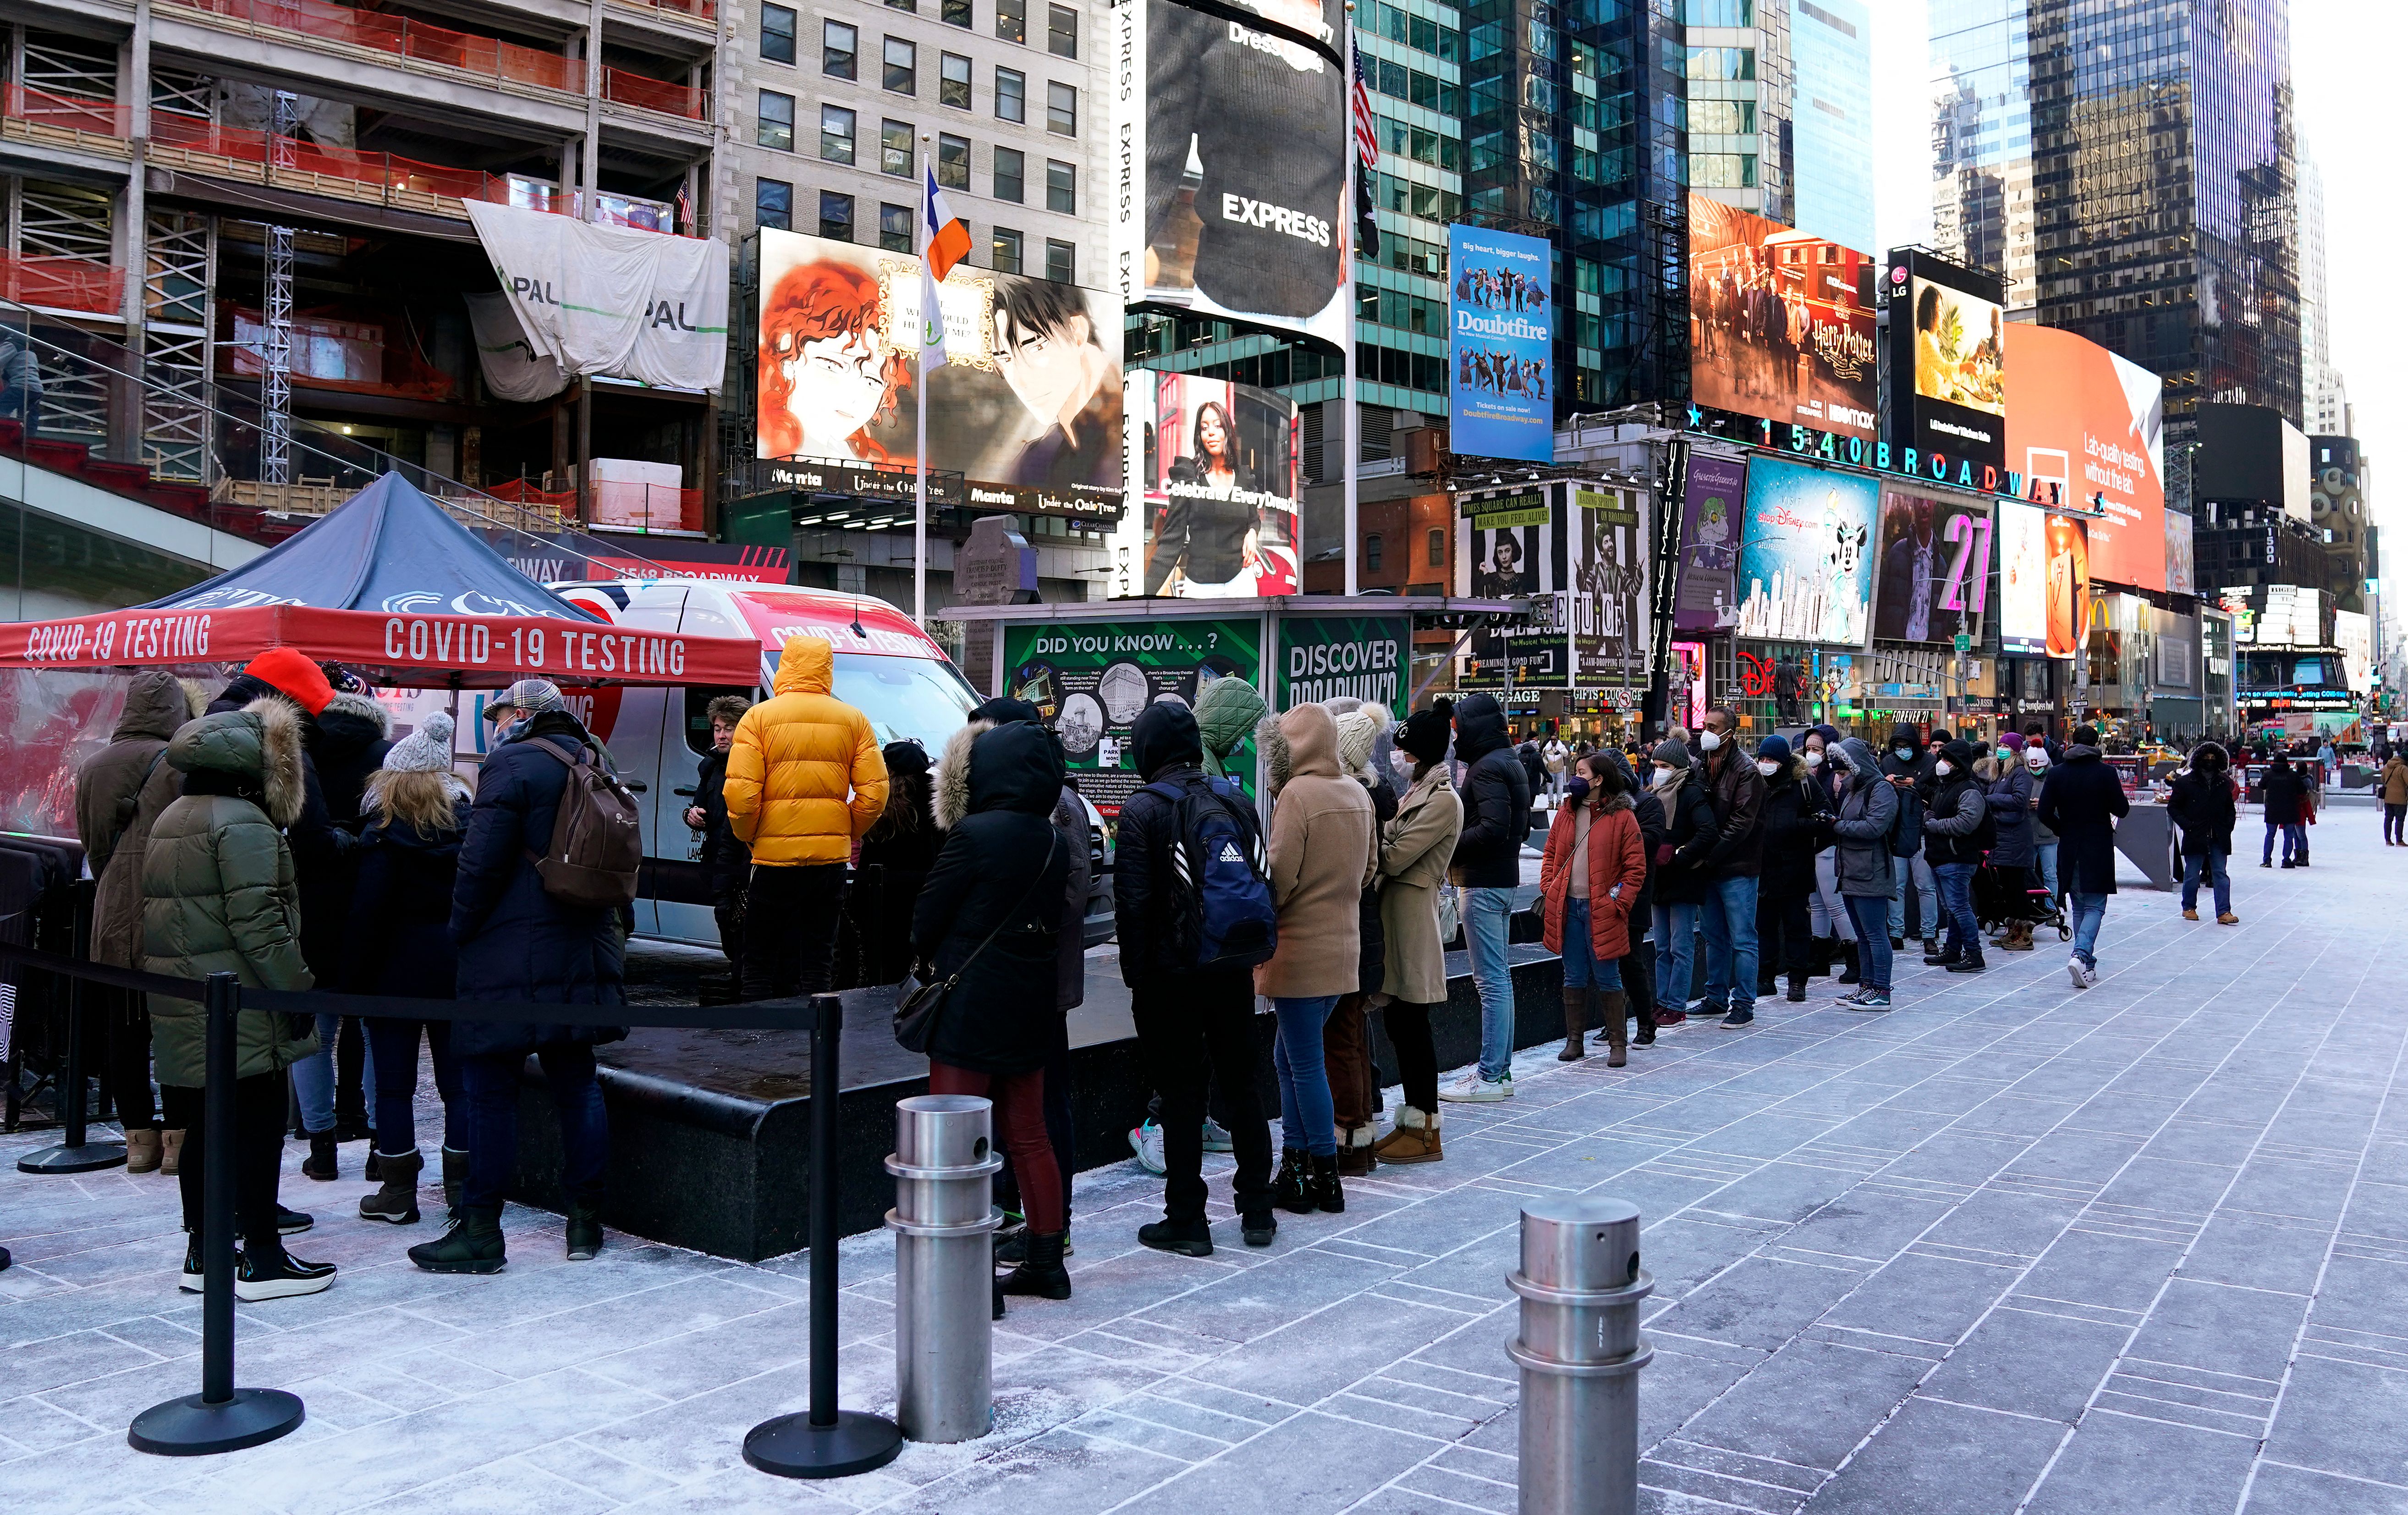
[1127, 1120, 1166, 1176]
[1199, 1119, 1235, 1154]
[1947, 957, 1986, 974]
[1438, 1071, 1512, 1103]
[1138, 1218, 1214, 1257]
[1719, 1008, 1754, 1028]
[2217, 913, 2240, 926]
[2080, 958, 2100, 988]
[234, 1247, 337, 1301]
[276, 1206, 313, 1235]
[179, 1234, 205, 1294]
[1849, 992, 1891, 1010]
[1834, 986, 1869, 1006]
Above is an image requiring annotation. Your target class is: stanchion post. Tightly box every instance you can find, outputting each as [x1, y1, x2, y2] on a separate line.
[885, 1093, 1001, 1443]
[1507, 1197, 1651, 1515]
[129, 972, 305, 1455]
[743, 993, 904, 1480]
[19, 890, 126, 1173]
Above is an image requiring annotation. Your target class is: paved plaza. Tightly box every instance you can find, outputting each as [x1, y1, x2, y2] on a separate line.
[5, 809, 2408, 1513]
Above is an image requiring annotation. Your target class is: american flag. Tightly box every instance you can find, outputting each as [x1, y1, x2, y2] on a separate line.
[1350, 39, 1379, 168]
[1350, 37, 1380, 259]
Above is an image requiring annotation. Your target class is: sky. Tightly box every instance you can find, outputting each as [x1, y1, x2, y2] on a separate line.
[1863, 0, 2402, 590]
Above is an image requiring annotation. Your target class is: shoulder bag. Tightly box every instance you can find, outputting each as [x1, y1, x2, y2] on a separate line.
[893, 828, 1057, 1055]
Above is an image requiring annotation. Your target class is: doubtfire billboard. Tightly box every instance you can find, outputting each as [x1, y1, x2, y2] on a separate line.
[2003, 324, 2166, 593]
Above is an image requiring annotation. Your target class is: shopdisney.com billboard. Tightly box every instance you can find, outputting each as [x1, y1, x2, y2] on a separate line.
[1448, 224, 1554, 462]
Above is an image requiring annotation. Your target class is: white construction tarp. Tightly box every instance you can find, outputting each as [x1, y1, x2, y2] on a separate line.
[464, 291, 567, 402]
[462, 200, 728, 393]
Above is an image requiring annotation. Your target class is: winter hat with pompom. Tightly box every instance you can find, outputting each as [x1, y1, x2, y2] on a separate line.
[384, 711, 455, 773]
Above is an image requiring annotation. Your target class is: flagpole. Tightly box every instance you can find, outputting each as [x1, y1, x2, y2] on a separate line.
[1341, 1, 1359, 599]
[915, 137, 931, 627]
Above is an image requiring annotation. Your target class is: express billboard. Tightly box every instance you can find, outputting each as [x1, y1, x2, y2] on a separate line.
[1884, 248, 2006, 470]
[1448, 224, 1554, 461]
[753, 227, 1123, 518]
[1870, 489, 1991, 645]
[2002, 324, 2165, 591]
[1996, 500, 2089, 658]
[1688, 194, 1877, 442]
[1735, 456, 1878, 649]
[1126, 0, 1348, 350]
[1106, 370, 1301, 599]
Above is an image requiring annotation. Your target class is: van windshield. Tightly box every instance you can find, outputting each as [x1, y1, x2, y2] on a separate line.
[766, 646, 981, 746]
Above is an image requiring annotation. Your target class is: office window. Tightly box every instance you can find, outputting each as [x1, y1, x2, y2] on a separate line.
[1045, 237, 1073, 282]
[1683, 0, 1754, 22]
[882, 119, 915, 176]
[884, 37, 917, 93]
[756, 90, 795, 151]
[1427, 527, 1445, 567]
[819, 104, 857, 163]
[942, 0, 971, 24]
[995, 66, 1025, 121]
[1045, 158, 1074, 213]
[761, 4, 797, 64]
[880, 202, 913, 251]
[938, 132, 969, 188]
[993, 226, 1023, 272]
[1047, 2, 1077, 56]
[993, 145, 1025, 201]
[1046, 81, 1076, 135]
[1365, 534, 1384, 572]
[1692, 152, 1756, 187]
[1684, 46, 1754, 80]
[755, 178, 792, 231]
[997, 0, 1025, 44]
[941, 51, 971, 108]
[817, 189, 852, 240]
[823, 20, 857, 78]
[886, 0, 914, 10]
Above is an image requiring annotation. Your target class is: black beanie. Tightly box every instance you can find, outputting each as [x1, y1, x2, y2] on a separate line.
[1398, 704, 1452, 765]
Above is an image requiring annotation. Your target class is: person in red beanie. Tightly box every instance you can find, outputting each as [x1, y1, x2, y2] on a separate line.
[231, 648, 335, 716]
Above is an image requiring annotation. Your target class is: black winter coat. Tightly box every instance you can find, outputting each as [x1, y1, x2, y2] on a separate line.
[1756, 767, 1832, 900]
[2034, 747, 2130, 897]
[343, 799, 471, 1000]
[2167, 766, 2238, 855]
[2260, 764, 2309, 825]
[1651, 771, 1721, 906]
[448, 711, 629, 1055]
[912, 723, 1072, 1076]
[1354, 774, 1397, 997]
[693, 749, 752, 898]
[312, 696, 392, 826]
[1922, 774, 1992, 868]
[1449, 695, 1530, 888]
[1518, 746, 1549, 797]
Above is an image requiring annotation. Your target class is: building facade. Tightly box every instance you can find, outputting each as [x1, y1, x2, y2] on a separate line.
[1929, 0, 2035, 313]
[1786, 0, 1869, 251]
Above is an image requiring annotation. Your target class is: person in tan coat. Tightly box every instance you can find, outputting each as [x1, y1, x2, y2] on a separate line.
[1254, 702, 1375, 1215]
[1538, 755, 1647, 1066]
[2382, 750, 2408, 845]
[1370, 705, 1464, 1165]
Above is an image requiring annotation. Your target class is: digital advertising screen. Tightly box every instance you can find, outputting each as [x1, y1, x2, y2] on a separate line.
[1871, 490, 1991, 646]
[1108, 370, 1301, 599]
[1673, 451, 1745, 633]
[753, 227, 1124, 518]
[1997, 501, 2047, 655]
[1734, 456, 1879, 649]
[1447, 224, 1554, 461]
[1127, 0, 1348, 350]
[1885, 249, 2007, 469]
[2045, 511, 2091, 658]
[2003, 324, 2165, 591]
[1687, 195, 1877, 441]
[1567, 484, 1650, 683]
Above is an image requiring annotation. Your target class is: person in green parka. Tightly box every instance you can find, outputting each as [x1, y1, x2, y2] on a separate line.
[143, 697, 338, 1302]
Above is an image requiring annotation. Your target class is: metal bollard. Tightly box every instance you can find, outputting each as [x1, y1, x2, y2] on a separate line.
[885, 1094, 1003, 1443]
[1506, 1196, 1652, 1515]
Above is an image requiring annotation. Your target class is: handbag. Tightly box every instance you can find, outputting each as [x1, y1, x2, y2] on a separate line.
[1436, 881, 1462, 944]
[893, 829, 1057, 1054]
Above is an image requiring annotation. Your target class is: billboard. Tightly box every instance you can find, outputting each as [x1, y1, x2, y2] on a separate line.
[1884, 248, 2006, 469]
[1870, 489, 1991, 645]
[1448, 224, 1554, 461]
[2166, 509, 2196, 597]
[753, 227, 1123, 518]
[2003, 324, 2165, 591]
[1673, 452, 1744, 633]
[2336, 609, 2374, 694]
[1108, 370, 1300, 598]
[1734, 456, 1878, 648]
[1567, 484, 1651, 684]
[1455, 484, 1567, 689]
[1277, 615, 1409, 708]
[2002, 501, 2090, 658]
[1688, 195, 1877, 441]
[1129, 0, 1348, 349]
[1001, 617, 1260, 815]
[2044, 511, 2089, 657]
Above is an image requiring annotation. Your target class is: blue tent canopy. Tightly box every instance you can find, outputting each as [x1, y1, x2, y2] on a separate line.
[143, 472, 602, 621]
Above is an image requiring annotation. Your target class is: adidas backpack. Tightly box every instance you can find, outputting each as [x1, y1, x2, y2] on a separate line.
[1143, 775, 1279, 972]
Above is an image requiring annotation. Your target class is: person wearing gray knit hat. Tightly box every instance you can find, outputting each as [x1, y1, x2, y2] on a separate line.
[382, 711, 456, 774]
[1652, 738, 1692, 770]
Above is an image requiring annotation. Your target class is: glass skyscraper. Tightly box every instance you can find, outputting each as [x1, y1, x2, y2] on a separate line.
[1788, 0, 1872, 251]
[1930, 0, 2035, 312]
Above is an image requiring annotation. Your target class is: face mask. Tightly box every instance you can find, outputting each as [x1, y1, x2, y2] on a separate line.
[1699, 730, 1724, 752]
[1389, 749, 1415, 778]
[1803, 749, 1824, 768]
[1895, 746, 1914, 760]
[1935, 760, 1953, 777]
[1755, 759, 1780, 777]
[1565, 776, 1590, 802]
[1652, 766, 1679, 788]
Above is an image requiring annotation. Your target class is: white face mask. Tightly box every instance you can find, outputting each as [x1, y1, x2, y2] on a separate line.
[1803, 749, 1824, 768]
[1935, 760, 1954, 777]
[1755, 759, 1780, 777]
[1699, 729, 1723, 752]
[1389, 749, 1415, 778]
[1652, 766, 1680, 789]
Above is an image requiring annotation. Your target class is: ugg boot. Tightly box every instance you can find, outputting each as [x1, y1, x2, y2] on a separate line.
[160, 1129, 185, 1176]
[1371, 1107, 1442, 1164]
[302, 1129, 339, 1181]
[441, 1147, 469, 1213]
[1307, 1152, 1345, 1213]
[358, 1149, 423, 1225]
[408, 1205, 506, 1273]
[1272, 1147, 1316, 1213]
[1837, 941, 1862, 985]
[1602, 991, 1629, 1068]
[125, 1128, 162, 1174]
[1336, 1123, 1379, 1178]
[1000, 1229, 1072, 1298]
[1559, 987, 1590, 1061]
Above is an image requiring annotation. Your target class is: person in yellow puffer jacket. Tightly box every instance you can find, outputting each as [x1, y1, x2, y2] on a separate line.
[724, 635, 889, 997]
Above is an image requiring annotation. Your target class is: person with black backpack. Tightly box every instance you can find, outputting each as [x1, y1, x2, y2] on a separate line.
[1114, 700, 1278, 1256]
[1752, 734, 1833, 1004]
[1922, 738, 1996, 974]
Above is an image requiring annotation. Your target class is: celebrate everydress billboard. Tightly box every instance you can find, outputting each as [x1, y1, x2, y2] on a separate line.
[1447, 224, 1554, 462]
[1735, 456, 1877, 648]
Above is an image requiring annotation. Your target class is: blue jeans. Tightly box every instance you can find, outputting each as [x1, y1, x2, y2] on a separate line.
[1651, 900, 1698, 1009]
[1892, 852, 1939, 940]
[1271, 995, 1340, 1156]
[2034, 841, 2060, 901]
[1935, 862, 1979, 958]
[2262, 822, 2305, 864]
[2068, 892, 2107, 966]
[364, 1017, 463, 1157]
[290, 1013, 374, 1136]
[1697, 874, 1760, 1013]
[2182, 851, 2231, 915]
[1558, 898, 1626, 991]
[1464, 886, 1518, 1083]
[459, 1043, 609, 1211]
[1844, 894, 1892, 991]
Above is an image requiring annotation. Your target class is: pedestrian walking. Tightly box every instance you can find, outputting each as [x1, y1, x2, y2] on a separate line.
[1115, 700, 1277, 1254]
[1691, 709, 1767, 1027]
[75, 671, 200, 1174]
[2381, 748, 2408, 846]
[344, 713, 471, 1224]
[1648, 739, 1718, 1025]
[2036, 725, 2129, 990]
[1538, 754, 1646, 1064]
[1518, 741, 1550, 806]
[1543, 735, 1570, 798]
[1439, 693, 1530, 1102]
[1369, 705, 1463, 1165]
[143, 697, 333, 1299]
[1985, 734, 2039, 951]
[682, 694, 753, 975]
[1256, 702, 1376, 1214]
[1323, 702, 1396, 1176]
[412, 680, 629, 1273]
[1921, 739, 1994, 973]
[2259, 753, 2309, 869]
[1829, 738, 1900, 1008]
[2167, 740, 2239, 925]
[723, 636, 889, 998]
[1752, 734, 1832, 1003]
[1799, 726, 1858, 984]
[1880, 725, 1941, 953]
[915, 716, 1076, 1299]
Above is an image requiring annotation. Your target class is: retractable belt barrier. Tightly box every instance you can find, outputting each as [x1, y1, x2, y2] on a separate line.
[0, 941, 899, 1476]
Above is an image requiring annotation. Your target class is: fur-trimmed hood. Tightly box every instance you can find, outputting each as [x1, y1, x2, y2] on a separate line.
[932, 717, 1063, 828]
[317, 689, 391, 744]
[164, 696, 306, 827]
[932, 718, 992, 830]
[1257, 702, 1341, 797]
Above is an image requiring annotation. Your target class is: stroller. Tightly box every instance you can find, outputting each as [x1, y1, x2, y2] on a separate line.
[1973, 859, 2068, 943]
